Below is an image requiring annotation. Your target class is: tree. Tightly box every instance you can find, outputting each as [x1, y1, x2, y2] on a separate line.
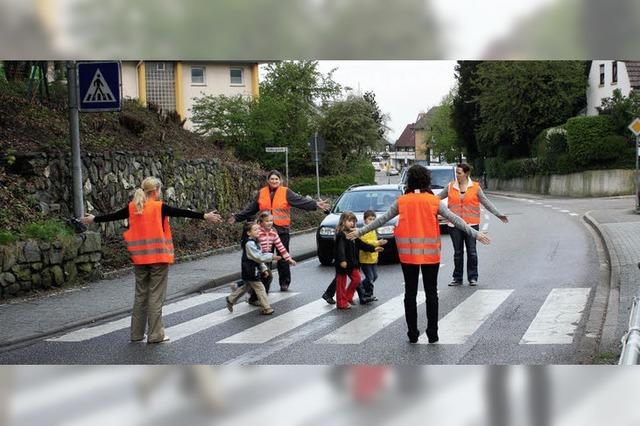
[452, 61, 483, 166]
[190, 94, 251, 145]
[598, 88, 640, 138]
[319, 95, 385, 175]
[424, 89, 462, 163]
[473, 61, 587, 159]
[363, 91, 389, 152]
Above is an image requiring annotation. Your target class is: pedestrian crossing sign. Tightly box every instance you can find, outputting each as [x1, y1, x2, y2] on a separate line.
[77, 61, 122, 112]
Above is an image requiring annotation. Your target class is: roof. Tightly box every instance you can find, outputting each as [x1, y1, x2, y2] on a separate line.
[395, 123, 415, 148]
[624, 61, 640, 88]
[413, 106, 439, 130]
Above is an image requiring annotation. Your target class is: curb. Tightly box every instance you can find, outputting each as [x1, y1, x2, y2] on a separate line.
[582, 211, 620, 355]
[0, 235, 319, 352]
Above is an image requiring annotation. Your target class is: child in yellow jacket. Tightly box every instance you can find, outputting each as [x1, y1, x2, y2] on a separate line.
[359, 210, 387, 302]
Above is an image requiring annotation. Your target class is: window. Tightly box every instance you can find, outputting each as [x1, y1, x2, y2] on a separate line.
[191, 66, 205, 85]
[230, 67, 244, 85]
[599, 64, 605, 86]
[612, 61, 618, 84]
[157, 63, 165, 71]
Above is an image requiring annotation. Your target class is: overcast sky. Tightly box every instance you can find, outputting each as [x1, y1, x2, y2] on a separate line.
[317, 60, 458, 143]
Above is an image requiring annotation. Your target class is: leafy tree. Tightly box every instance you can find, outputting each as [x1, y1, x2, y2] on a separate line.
[452, 61, 483, 166]
[363, 90, 388, 150]
[319, 95, 385, 175]
[598, 88, 640, 138]
[473, 61, 587, 159]
[190, 94, 251, 145]
[423, 88, 462, 163]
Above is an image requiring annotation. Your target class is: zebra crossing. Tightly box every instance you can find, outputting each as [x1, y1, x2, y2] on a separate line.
[46, 285, 593, 350]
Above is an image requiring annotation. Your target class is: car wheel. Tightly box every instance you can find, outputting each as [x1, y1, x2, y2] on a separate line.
[318, 250, 333, 266]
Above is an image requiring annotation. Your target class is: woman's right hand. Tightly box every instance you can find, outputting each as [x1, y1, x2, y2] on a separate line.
[227, 215, 236, 224]
[346, 230, 359, 240]
[476, 231, 491, 245]
[79, 214, 95, 225]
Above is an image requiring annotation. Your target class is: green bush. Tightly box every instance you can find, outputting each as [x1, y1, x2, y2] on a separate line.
[21, 219, 74, 242]
[484, 157, 503, 179]
[598, 135, 631, 162]
[537, 127, 569, 174]
[0, 230, 17, 245]
[290, 160, 375, 196]
[565, 116, 616, 167]
[485, 157, 537, 180]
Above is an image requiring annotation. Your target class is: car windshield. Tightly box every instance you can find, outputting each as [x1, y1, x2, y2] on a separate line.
[429, 169, 452, 189]
[333, 190, 401, 213]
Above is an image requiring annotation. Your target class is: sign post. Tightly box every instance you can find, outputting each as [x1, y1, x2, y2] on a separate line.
[628, 118, 640, 212]
[265, 147, 289, 184]
[66, 61, 84, 218]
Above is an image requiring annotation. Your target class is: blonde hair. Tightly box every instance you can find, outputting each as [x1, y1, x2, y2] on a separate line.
[256, 211, 272, 224]
[132, 177, 162, 214]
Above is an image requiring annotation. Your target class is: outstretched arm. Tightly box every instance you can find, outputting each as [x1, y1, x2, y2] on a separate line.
[477, 187, 508, 223]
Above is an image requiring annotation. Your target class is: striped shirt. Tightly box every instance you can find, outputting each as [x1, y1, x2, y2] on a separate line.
[257, 227, 292, 261]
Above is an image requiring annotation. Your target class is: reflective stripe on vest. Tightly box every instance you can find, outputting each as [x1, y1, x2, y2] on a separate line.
[394, 192, 441, 264]
[447, 182, 481, 225]
[258, 186, 291, 226]
[123, 200, 175, 265]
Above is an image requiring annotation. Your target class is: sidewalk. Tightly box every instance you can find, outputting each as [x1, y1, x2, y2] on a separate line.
[0, 231, 318, 349]
[488, 189, 640, 353]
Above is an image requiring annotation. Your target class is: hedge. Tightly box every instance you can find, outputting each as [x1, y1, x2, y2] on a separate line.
[565, 115, 616, 167]
[289, 160, 375, 196]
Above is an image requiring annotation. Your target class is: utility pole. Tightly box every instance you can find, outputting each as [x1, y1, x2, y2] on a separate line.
[67, 61, 84, 218]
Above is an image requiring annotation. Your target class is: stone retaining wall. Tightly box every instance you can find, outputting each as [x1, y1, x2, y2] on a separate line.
[0, 232, 102, 299]
[488, 169, 634, 197]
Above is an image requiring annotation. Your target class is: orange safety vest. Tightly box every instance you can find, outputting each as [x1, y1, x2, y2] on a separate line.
[447, 181, 481, 225]
[394, 192, 441, 264]
[123, 200, 174, 265]
[258, 186, 290, 227]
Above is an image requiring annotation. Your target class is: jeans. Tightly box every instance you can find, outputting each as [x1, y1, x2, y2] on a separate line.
[401, 263, 439, 340]
[132, 264, 169, 342]
[276, 232, 291, 288]
[448, 224, 479, 282]
[360, 264, 378, 297]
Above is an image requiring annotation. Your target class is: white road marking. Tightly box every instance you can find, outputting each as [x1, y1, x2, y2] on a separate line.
[419, 290, 513, 344]
[167, 292, 299, 342]
[520, 288, 591, 344]
[47, 292, 228, 342]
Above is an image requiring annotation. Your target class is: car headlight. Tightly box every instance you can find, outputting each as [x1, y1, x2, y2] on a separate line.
[377, 226, 395, 235]
[319, 227, 335, 236]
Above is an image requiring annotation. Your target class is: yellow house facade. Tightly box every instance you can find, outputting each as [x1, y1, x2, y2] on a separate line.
[121, 61, 261, 130]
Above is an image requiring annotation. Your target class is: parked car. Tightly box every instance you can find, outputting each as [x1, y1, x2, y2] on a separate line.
[400, 164, 456, 228]
[316, 184, 403, 266]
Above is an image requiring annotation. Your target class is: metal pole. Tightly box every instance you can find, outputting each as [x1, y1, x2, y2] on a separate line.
[285, 148, 289, 186]
[67, 61, 84, 218]
[636, 135, 639, 212]
[314, 131, 320, 199]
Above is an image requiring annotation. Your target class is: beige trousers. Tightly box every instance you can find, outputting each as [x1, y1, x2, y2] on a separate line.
[132, 263, 169, 342]
[228, 280, 271, 311]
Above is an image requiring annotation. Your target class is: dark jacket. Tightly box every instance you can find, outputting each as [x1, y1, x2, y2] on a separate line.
[334, 231, 377, 273]
[241, 238, 274, 281]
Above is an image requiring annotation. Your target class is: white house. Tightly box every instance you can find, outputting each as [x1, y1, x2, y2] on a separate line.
[586, 60, 640, 115]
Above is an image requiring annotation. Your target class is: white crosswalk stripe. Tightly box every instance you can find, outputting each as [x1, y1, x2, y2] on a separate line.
[167, 292, 299, 342]
[418, 289, 513, 344]
[218, 299, 335, 344]
[520, 288, 591, 344]
[317, 293, 421, 344]
[47, 292, 229, 342]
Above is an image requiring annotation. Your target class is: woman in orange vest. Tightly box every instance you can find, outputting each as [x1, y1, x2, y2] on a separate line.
[439, 163, 508, 287]
[229, 170, 330, 291]
[80, 177, 221, 343]
[349, 165, 490, 344]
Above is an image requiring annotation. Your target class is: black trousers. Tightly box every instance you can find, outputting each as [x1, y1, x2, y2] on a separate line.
[276, 232, 291, 288]
[401, 263, 439, 340]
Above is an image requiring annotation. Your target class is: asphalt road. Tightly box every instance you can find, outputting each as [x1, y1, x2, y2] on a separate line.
[0, 193, 621, 365]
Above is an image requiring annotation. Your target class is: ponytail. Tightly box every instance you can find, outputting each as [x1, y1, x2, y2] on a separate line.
[133, 176, 162, 214]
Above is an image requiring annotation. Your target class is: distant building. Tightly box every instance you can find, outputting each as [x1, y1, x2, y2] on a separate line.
[413, 107, 442, 164]
[391, 123, 416, 169]
[586, 60, 640, 115]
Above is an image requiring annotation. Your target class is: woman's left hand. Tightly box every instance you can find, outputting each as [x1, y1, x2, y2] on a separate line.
[79, 214, 95, 225]
[346, 230, 359, 240]
[204, 211, 222, 223]
[498, 215, 509, 223]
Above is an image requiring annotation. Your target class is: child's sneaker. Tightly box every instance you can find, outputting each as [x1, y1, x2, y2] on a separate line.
[261, 308, 274, 315]
[322, 293, 336, 305]
[226, 296, 233, 312]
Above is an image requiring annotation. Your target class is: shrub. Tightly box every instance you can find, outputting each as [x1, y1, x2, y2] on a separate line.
[598, 135, 631, 163]
[290, 160, 375, 196]
[21, 219, 74, 242]
[0, 230, 17, 245]
[565, 116, 616, 167]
